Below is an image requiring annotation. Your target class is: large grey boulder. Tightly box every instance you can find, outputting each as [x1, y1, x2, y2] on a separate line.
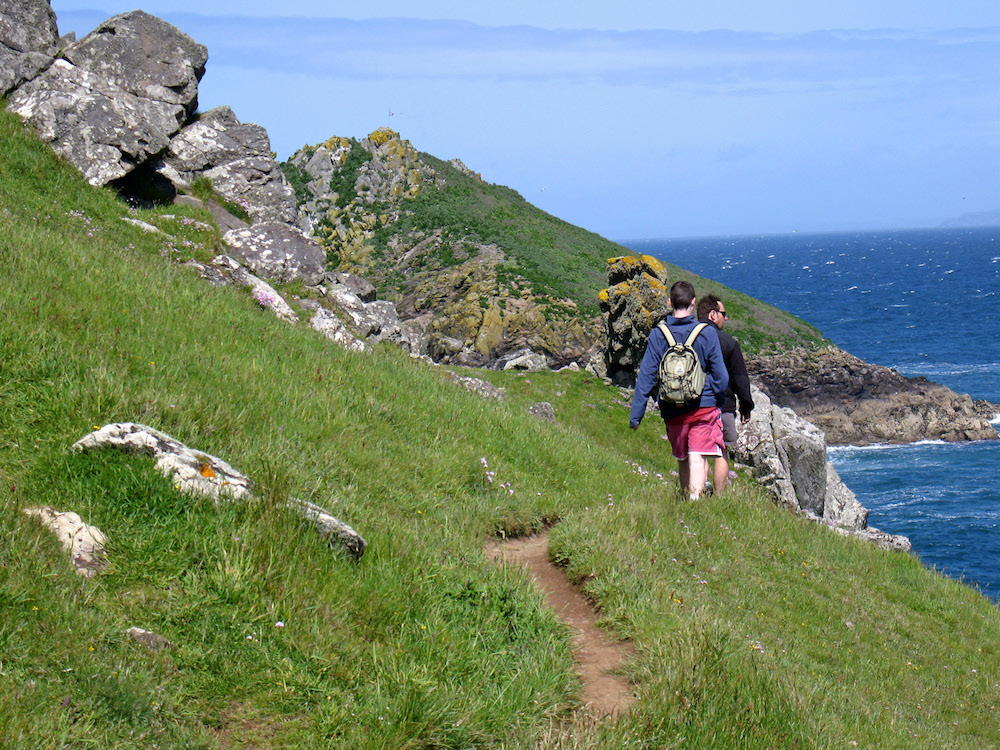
[157, 106, 297, 224]
[0, 0, 59, 96]
[734, 385, 909, 551]
[223, 222, 326, 286]
[8, 10, 206, 186]
[62, 10, 205, 116]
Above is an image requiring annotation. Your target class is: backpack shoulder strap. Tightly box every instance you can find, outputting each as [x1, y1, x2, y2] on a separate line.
[656, 321, 677, 346]
[684, 323, 709, 347]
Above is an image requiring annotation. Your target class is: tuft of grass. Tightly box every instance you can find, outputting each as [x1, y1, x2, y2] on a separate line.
[2, 106, 999, 748]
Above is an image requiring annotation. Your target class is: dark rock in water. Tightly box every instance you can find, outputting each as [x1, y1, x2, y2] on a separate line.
[748, 346, 997, 445]
[0, 0, 59, 96]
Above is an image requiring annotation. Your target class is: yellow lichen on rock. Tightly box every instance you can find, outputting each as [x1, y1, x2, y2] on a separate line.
[368, 127, 398, 147]
[323, 135, 352, 150]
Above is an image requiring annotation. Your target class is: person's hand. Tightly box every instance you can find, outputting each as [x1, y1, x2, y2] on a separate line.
[740, 412, 752, 423]
[630, 423, 639, 430]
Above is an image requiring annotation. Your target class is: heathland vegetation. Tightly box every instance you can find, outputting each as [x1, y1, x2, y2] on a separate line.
[2, 107, 999, 748]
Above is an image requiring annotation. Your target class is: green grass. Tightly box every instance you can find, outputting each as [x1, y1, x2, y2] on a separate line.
[2, 106, 999, 748]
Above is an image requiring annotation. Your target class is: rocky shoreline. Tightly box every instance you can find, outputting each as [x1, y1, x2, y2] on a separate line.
[747, 346, 999, 446]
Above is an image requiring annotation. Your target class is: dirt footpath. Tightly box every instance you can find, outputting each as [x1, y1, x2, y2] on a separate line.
[486, 533, 634, 718]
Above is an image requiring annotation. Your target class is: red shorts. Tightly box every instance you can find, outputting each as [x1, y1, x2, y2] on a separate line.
[664, 407, 724, 461]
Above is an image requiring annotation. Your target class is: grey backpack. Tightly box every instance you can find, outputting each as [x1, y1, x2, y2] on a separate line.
[656, 322, 708, 407]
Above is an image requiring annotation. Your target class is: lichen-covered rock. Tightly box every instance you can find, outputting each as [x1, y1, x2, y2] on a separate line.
[22, 507, 107, 577]
[73, 422, 253, 500]
[528, 402, 556, 422]
[8, 10, 206, 186]
[446, 372, 505, 401]
[223, 222, 326, 286]
[308, 306, 366, 352]
[63, 10, 205, 112]
[497, 348, 549, 372]
[0, 0, 59, 96]
[599, 254, 672, 386]
[158, 106, 297, 224]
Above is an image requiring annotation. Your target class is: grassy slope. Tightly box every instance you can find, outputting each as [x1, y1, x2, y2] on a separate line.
[1, 108, 998, 749]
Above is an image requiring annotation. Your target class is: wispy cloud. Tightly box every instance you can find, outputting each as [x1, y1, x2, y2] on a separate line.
[89, 13, 992, 94]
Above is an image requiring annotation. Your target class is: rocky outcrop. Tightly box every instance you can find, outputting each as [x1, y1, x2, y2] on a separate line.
[0, 0, 60, 97]
[72, 422, 367, 558]
[156, 105, 297, 224]
[287, 129, 605, 369]
[748, 347, 998, 445]
[9, 11, 206, 186]
[734, 386, 910, 551]
[598, 255, 672, 387]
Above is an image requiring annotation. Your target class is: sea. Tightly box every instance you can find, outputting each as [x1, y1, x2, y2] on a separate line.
[624, 227, 1000, 604]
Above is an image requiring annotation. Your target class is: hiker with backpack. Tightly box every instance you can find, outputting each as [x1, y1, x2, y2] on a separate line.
[629, 280, 729, 500]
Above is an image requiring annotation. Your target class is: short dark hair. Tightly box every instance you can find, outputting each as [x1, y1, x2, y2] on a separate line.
[697, 293, 722, 320]
[669, 280, 696, 310]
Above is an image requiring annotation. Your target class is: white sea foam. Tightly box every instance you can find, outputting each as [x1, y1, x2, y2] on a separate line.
[828, 439, 950, 455]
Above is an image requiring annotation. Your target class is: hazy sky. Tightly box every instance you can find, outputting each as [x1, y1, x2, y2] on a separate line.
[49, 2, 999, 240]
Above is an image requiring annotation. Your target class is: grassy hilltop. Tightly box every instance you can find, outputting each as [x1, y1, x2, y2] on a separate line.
[1, 107, 999, 748]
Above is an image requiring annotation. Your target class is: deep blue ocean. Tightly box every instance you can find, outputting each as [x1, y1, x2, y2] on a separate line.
[625, 227, 1000, 603]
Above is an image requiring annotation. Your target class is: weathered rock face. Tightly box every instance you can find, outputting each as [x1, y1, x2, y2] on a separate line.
[748, 347, 998, 445]
[734, 385, 910, 551]
[223, 222, 327, 286]
[598, 255, 672, 387]
[157, 106, 297, 224]
[8, 10, 206, 186]
[62, 11, 205, 112]
[0, 0, 59, 96]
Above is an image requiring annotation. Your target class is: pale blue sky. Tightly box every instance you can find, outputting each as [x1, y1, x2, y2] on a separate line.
[50, 2, 999, 239]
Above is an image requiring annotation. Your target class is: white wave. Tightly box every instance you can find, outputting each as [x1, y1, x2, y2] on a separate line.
[990, 413, 1000, 426]
[828, 439, 949, 455]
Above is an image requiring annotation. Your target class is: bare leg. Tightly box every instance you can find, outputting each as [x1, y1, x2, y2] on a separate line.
[678, 458, 691, 496]
[713, 448, 730, 494]
[686, 453, 708, 498]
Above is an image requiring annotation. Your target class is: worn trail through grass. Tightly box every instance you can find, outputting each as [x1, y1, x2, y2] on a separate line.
[487, 533, 635, 719]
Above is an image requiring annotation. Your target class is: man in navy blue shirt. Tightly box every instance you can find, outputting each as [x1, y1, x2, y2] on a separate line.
[630, 281, 729, 500]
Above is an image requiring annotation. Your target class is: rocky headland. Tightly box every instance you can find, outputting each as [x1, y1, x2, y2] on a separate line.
[747, 347, 999, 446]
